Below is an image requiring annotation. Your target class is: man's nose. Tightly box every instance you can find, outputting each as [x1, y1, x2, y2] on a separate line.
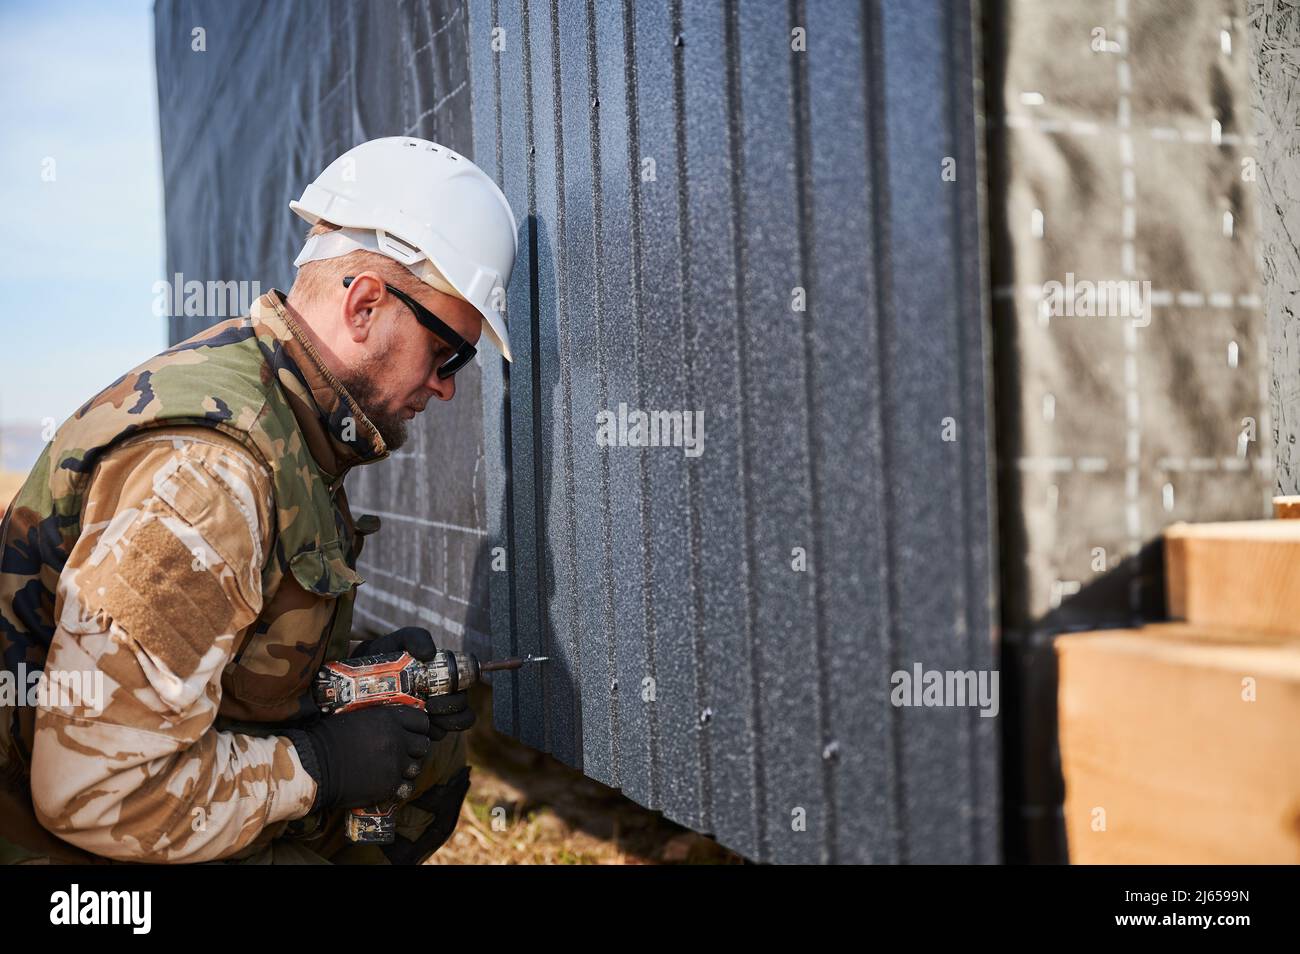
[429, 373, 455, 402]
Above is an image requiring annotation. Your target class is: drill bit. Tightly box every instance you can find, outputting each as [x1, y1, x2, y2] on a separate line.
[479, 654, 550, 673]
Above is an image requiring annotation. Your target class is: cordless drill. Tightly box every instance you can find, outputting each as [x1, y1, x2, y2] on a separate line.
[312, 649, 546, 843]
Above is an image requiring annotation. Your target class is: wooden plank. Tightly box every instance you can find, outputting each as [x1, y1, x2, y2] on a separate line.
[1057, 623, 1300, 864]
[1164, 520, 1300, 634]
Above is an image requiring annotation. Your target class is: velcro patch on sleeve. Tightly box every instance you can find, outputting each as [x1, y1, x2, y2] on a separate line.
[96, 516, 238, 681]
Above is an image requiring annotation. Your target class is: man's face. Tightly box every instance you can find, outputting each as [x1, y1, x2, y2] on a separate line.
[335, 271, 483, 451]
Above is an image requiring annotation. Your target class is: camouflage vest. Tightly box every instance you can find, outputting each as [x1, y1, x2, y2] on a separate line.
[0, 292, 387, 788]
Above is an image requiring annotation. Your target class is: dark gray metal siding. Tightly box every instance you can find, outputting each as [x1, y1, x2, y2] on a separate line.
[470, 0, 999, 864]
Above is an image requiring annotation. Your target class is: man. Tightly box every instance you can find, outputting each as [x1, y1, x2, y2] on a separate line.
[0, 137, 517, 864]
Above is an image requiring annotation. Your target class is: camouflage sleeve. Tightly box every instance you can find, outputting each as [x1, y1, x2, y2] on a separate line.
[28, 427, 318, 863]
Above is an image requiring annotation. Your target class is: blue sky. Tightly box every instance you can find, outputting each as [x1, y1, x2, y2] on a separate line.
[0, 0, 164, 460]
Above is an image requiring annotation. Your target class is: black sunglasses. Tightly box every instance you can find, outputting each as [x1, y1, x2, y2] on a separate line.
[342, 276, 476, 379]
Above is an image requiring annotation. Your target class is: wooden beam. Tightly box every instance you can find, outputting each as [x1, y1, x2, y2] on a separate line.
[1057, 622, 1300, 863]
[1165, 520, 1300, 636]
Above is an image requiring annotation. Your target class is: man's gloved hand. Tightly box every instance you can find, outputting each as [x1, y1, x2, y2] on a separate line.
[350, 627, 476, 741]
[352, 625, 438, 662]
[286, 706, 432, 813]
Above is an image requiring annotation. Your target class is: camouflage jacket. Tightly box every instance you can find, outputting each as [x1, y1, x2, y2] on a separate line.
[0, 290, 389, 863]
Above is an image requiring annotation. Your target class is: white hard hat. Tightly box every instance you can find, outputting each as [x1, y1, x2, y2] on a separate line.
[290, 137, 519, 362]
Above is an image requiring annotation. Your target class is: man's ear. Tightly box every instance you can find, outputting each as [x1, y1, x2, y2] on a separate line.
[341, 272, 386, 343]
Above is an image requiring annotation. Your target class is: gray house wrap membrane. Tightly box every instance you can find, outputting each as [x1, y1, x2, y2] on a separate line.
[988, 0, 1272, 861]
[154, 0, 1280, 864]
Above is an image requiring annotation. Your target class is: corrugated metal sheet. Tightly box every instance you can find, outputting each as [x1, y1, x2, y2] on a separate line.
[469, 0, 999, 863]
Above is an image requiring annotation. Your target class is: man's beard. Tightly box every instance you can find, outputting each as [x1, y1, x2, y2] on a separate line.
[337, 358, 410, 452]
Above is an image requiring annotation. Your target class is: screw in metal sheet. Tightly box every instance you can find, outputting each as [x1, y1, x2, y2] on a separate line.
[592, 96, 599, 109]
[698, 707, 713, 726]
[610, 678, 618, 692]
[673, 33, 683, 47]
[822, 740, 840, 762]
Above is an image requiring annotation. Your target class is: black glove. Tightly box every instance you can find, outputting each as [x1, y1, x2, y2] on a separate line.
[351, 627, 477, 740]
[286, 705, 432, 813]
[352, 626, 438, 662]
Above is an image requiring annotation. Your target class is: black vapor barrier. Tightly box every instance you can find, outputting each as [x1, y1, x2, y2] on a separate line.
[156, 0, 492, 658]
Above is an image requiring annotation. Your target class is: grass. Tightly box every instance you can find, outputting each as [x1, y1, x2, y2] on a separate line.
[428, 684, 744, 865]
